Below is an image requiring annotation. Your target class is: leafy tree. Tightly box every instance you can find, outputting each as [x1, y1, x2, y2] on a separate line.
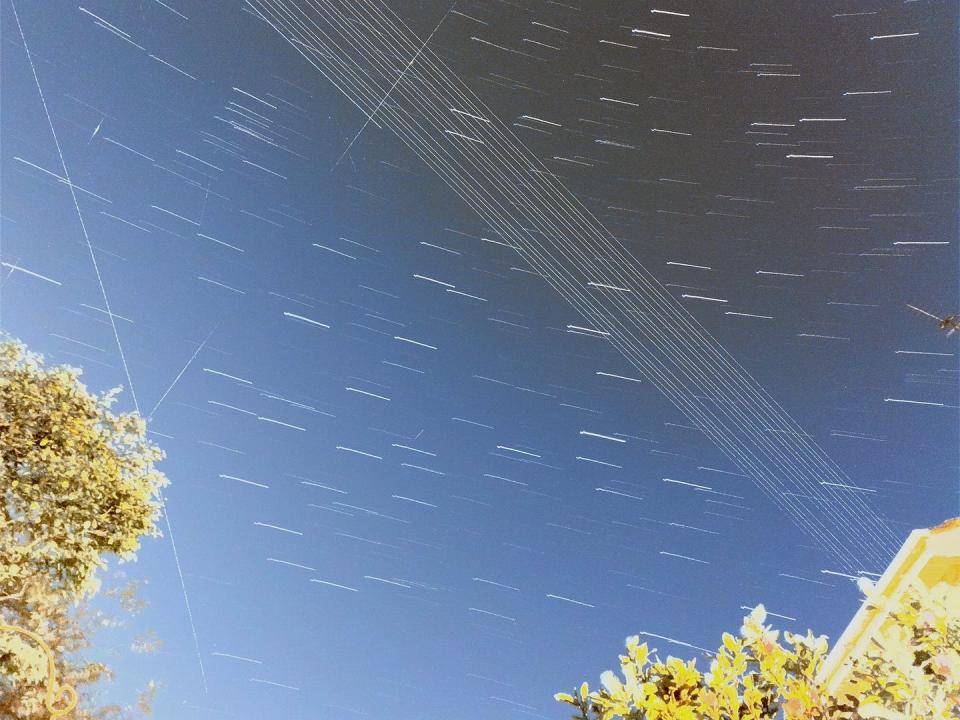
[1, 574, 160, 719]
[556, 582, 959, 720]
[1, 338, 168, 717]
[0, 338, 168, 601]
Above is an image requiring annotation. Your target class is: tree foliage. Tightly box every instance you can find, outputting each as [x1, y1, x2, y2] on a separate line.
[0, 338, 168, 600]
[1, 575, 159, 719]
[1, 338, 167, 717]
[556, 582, 959, 720]
[833, 581, 960, 719]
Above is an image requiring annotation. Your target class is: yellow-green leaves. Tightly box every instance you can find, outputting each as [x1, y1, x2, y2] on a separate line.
[555, 584, 960, 720]
[1, 338, 168, 717]
[832, 581, 960, 720]
[1, 338, 168, 602]
[722, 632, 737, 653]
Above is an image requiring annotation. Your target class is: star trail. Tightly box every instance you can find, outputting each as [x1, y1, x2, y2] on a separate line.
[1, 0, 957, 718]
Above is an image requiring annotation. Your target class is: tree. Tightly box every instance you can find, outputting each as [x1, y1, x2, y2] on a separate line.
[1, 338, 168, 717]
[0, 339, 168, 600]
[1, 574, 160, 719]
[556, 582, 959, 720]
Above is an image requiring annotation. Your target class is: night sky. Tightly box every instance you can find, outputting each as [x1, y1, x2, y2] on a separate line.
[1, 1, 958, 719]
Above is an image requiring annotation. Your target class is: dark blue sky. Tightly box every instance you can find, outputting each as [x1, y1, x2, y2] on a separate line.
[1, 1, 957, 718]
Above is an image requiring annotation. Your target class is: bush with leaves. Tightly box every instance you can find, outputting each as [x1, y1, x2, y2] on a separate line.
[832, 581, 960, 719]
[556, 582, 959, 720]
